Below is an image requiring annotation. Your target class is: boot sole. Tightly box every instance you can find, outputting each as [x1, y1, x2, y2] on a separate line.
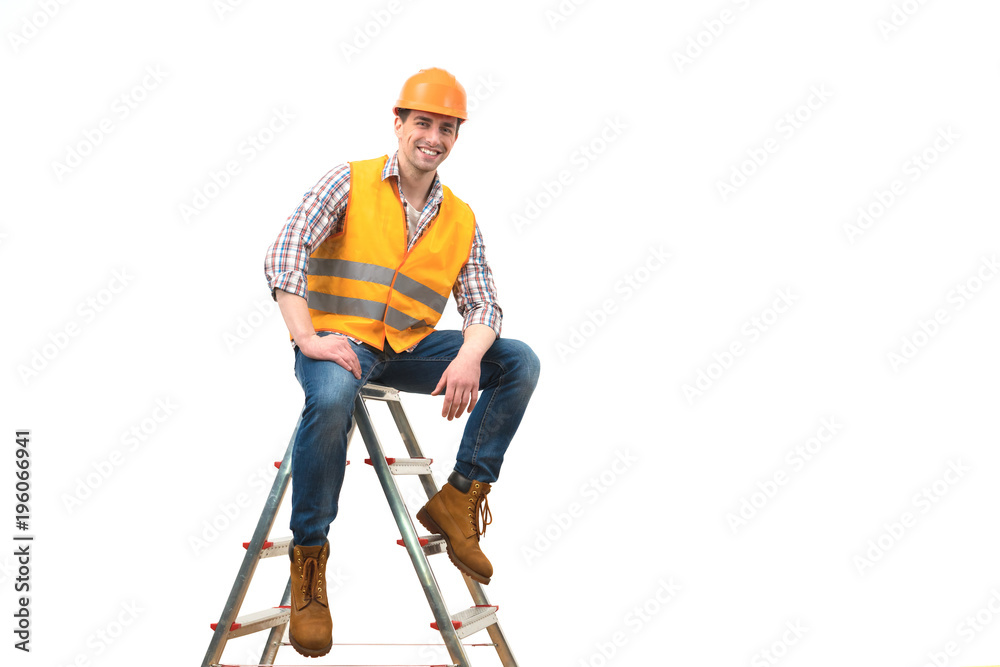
[416, 507, 491, 585]
[289, 632, 332, 658]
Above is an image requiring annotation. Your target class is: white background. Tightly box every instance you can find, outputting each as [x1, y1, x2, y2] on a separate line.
[3, 1, 1000, 666]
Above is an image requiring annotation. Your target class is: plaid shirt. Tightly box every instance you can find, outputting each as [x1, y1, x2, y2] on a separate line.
[264, 152, 502, 351]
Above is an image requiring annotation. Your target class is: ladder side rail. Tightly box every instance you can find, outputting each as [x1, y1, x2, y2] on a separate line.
[353, 395, 471, 667]
[201, 421, 299, 667]
[455, 529, 519, 666]
[480, 612, 519, 667]
[258, 577, 292, 666]
[388, 399, 520, 667]
[386, 400, 440, 500]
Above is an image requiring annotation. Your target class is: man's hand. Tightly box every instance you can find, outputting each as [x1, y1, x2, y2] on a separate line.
[297, 333, 362, 379]
[430, 324, 495, 420]
[431, 352, 481, 420]
[274, 290, 362, 379]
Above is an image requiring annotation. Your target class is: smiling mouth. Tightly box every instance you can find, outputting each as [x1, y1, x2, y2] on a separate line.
[418, 147, 440, 157]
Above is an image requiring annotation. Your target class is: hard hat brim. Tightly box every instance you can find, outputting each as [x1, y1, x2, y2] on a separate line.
[394, 100, 468, 121]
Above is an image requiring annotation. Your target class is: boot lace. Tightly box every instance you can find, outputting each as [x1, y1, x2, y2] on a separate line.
[298, 555, 326, 606]
[470, 492, 492, 538]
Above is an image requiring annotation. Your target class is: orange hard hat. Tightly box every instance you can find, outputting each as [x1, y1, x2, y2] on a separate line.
[394, 67, 468, 121]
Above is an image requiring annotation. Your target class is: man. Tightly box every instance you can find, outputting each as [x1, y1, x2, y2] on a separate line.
[263, 67, 540, 658]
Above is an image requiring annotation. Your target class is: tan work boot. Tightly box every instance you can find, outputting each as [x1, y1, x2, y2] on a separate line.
[416, 472, 493, 584]
[288, 541, 332, 658]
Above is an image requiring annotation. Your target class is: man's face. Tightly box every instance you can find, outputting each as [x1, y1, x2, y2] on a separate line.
[394, 110, 459, 175]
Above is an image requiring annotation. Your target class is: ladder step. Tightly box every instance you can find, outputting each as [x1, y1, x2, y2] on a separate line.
[275, 460, 349, 468]
[360, 384, 401, 402]
[430, 605, 499, 639]
[397, 534, 448, 556]
[365, 456, 433, 475]
[243, 536, 291, 559]
[210, 606, 290, 639]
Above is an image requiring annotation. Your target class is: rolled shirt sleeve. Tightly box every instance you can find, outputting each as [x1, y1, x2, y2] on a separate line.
[453, 221, 503, 339]
[264, 163, 351, 300]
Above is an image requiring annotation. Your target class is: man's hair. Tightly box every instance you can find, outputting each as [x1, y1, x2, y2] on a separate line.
[396, 108, 463, 135]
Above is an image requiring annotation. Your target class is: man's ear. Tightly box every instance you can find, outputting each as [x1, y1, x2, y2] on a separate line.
[393, 116, 404, 139]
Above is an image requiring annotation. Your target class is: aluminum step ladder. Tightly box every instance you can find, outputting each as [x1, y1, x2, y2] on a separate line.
[201, 383, 519, 667]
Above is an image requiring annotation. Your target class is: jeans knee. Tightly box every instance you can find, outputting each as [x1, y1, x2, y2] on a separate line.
[505, 339, 540, 387]
[302, 380, 356, 429]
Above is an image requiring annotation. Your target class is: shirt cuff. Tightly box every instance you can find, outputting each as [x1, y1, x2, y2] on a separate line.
[463, 304, 503, 339]
[268, 271, 307, 301]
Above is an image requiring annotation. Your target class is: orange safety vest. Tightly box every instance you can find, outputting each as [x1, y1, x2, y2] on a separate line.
[303, 155, 476, 352]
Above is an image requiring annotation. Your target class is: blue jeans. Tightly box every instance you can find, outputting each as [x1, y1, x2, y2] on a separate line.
[290, 330, 540, 547]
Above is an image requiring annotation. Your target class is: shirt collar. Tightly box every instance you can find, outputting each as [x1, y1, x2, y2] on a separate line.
[383, 151, 444, 208]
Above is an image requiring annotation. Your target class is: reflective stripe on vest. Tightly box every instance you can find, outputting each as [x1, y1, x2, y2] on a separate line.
[302, 155, 476, 351]
[307, 258, 449, 315]
[306, 292, 429, 331]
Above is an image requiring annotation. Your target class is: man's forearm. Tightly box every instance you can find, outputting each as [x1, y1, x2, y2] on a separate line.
[275, 289, 316, 346]
[457, 323, 496, 362]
